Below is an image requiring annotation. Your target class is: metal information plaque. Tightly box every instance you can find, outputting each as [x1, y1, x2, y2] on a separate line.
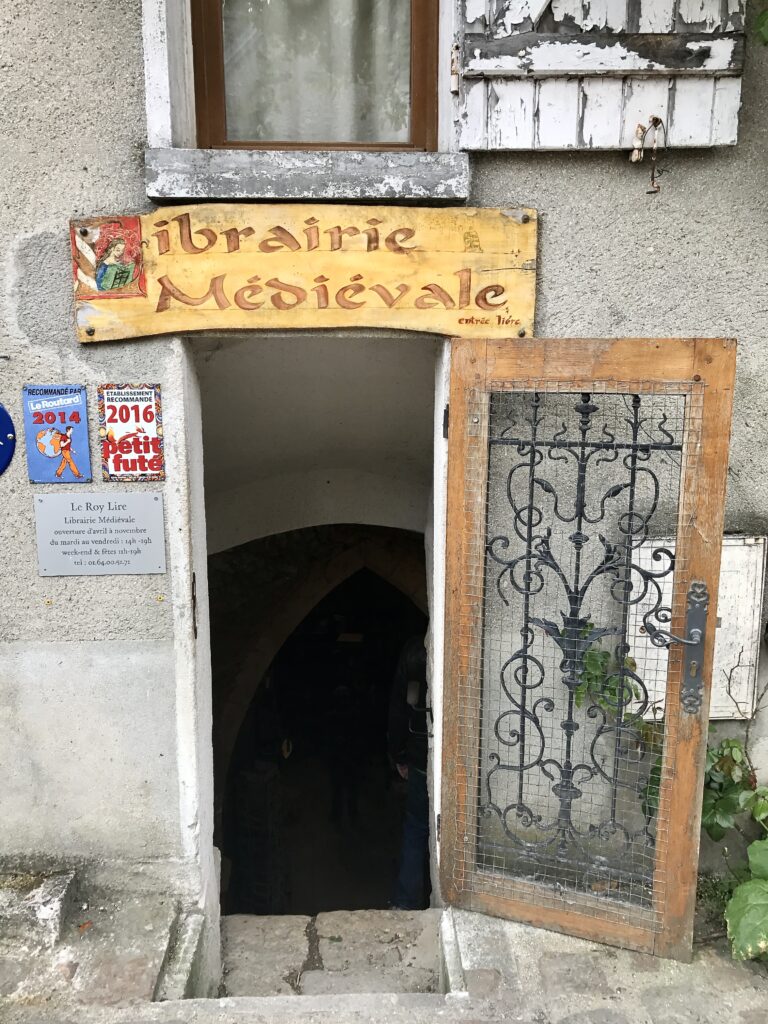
[34, 492, 166, 576]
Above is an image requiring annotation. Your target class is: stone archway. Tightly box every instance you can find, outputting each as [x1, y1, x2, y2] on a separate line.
[208, 524, 427, 828]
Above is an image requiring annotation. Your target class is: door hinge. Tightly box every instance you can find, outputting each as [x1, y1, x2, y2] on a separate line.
[436, 813, 441, 842]
[442, 404, 450, 439]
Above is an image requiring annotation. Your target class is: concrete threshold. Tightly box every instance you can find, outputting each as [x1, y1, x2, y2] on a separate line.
[221, 909, 444, 997]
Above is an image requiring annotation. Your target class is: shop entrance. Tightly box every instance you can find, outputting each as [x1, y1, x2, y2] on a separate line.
[193, 332, 438, 919]
[213, 550, 428, 915]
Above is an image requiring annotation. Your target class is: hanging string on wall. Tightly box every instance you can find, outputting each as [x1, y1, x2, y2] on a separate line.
[630, 115, 668, 195]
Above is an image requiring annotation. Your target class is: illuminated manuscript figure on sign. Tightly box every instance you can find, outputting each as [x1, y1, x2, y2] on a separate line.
[70, 216, 147, 300]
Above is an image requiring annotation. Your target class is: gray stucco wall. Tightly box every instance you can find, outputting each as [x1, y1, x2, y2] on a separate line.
[0, 3, 192, 870]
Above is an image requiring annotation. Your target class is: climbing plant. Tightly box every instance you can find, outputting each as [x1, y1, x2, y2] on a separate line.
[702, 736, 768, 960]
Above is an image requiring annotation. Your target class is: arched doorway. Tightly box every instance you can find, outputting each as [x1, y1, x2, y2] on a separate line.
[208, 525, 428, 914]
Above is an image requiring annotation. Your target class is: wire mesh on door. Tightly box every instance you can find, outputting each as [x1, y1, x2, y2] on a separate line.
[451, 380, 704, 934]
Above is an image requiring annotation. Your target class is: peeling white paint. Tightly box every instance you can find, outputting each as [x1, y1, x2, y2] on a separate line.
[638, 0, 676, 31]
[146, 149, 470, 201]
[465, 0, 488, 26]
[711, 75, 742, 144]
[465, 37, 737, 76]
[460, 72, 738, 149]
[620, 77, 671, 146]
[689, 36, 738, 71]
[677, 0, 720, 30]
[550, 0, 584, 24]
[580, 77, 624, 147]
[580, 0, 628, 32]
[535, 78, 580, 147]
[488, 80, 536, 147]
[668, 77, 715, 146]
[493, 0, 551, 35]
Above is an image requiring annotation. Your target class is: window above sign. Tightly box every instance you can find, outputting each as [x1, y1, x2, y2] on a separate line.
[191, 0, 438, 150]
[141, 0, 744, 201]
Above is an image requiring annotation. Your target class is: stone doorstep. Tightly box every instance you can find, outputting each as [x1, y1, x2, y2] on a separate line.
[0, 888, 184, 1008]
[0, 870, 76, 949]
[220, 909, 444, 999]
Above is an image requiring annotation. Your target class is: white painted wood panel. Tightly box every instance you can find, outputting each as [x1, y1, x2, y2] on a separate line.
[580, 78, 624, 148]
[492, 0, 552, 35]
[551, 0, 583, 23]
[668, 77, 715, 146]
[676, 0, 721, 31]
[459, 75, 740, 148]
[465, 0, 487, 28]
[620, 78, 671, 147]
[582, 0, 628, 31]
[488, 80, 536, 147]
[457, 0, 744, 149]
[712, 76, 742, 144]
[535, 78, 580, 148]
[459, 78, 489, 149]
[629, 536, 766, 721]
[463, 36, 741, 77]
[638, 0, 675, 32]
[726, 0, 746, 31]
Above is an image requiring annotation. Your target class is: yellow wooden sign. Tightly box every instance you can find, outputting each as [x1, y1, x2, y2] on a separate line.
[70, 205, 537, 343]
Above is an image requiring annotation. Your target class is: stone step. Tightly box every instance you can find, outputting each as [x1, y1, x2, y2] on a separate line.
[0, 888, 181, 1008]
[222, 909, 443, 998]
[0, 871, 76, 949]
[2, 991, 492, 1024]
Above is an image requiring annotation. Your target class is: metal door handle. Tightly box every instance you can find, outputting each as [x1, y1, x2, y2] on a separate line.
[645, 581, 709, 714]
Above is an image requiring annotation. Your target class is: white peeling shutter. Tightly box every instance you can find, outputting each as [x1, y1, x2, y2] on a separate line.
[457, 0, 744, 149]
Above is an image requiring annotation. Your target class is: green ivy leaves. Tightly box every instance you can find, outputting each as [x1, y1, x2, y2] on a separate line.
[702, 788, 742, 842]
[702, 738, 762, 842]
[739, 786, 768, 825]
[725, 840, 768, 960]
[748, 837, 768, 880]
[705, 736, 768, 960]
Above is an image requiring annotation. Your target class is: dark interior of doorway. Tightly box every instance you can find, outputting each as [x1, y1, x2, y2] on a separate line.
[219, 566, 428, 916]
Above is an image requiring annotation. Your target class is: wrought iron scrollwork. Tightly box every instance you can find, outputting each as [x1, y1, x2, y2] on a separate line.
[481, 391, 684, 890]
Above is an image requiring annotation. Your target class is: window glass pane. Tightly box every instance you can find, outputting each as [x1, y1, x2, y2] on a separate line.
[222, 0, 412, 144]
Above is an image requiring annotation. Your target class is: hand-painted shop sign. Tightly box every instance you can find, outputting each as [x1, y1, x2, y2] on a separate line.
[23, 385, 92, 483]
[69, 205, 537, 342]
[97, 384, 165, 482]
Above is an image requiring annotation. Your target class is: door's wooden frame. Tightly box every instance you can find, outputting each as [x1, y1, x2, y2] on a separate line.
[441, 337, 737, 960]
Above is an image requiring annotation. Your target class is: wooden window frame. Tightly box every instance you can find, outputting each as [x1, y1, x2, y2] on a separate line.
[191, 0, 438, 151]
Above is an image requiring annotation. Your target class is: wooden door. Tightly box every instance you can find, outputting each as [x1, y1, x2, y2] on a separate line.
[441, 337, 736, 960]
